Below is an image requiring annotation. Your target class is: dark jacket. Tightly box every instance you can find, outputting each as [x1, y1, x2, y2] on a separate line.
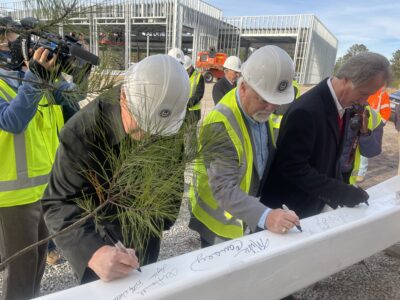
[42, 90, 182, 283]
[260, 78, 367, 218]
[212, 76, 235, 105]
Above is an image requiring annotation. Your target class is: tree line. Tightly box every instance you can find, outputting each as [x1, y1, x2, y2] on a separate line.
[334, 44, 400, 88]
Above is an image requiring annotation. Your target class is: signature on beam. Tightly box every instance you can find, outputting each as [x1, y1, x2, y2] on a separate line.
[111, 265, 178, 299]
[190, 238, 269, 271]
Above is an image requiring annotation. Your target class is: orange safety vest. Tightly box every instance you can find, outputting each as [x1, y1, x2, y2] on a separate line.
[367, 88, 391, 123]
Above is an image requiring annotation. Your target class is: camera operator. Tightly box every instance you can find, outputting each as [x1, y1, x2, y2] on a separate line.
[340, 104, 384, 185]
[0, 16, 81, 300]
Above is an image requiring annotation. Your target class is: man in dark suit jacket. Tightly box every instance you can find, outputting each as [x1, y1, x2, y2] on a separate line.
[212, 56, 241, 105]
[260, 52, 391, 218]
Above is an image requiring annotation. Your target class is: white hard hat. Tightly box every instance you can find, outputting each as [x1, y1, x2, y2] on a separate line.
[223, 56, 242, 73]
[124, 54, 190, 136]
[241, 45, 294, 105]
[183, 55, 193, 70]
[168, 48, 185, 65]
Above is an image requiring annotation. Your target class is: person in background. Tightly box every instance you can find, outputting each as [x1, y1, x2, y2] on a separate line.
[0, 16, 78, 300]
[260, 52, 391, 219]
[69, 31, 77, 38]
[168, 47, 185, 65]
[357, 87, 391, 182]
[189, 45, 300, 248]
[183, 55, 204, 125]
[42, 54, 190, 284]
[78, 32, 89, 51]
[269, 78, 302, 139]
[183, 55, 204, 156]
[340, 105, 383, 185]
[212, 55, 241, 105]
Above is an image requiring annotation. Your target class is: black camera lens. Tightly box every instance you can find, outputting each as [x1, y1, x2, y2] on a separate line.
[350, 114, 362, 131]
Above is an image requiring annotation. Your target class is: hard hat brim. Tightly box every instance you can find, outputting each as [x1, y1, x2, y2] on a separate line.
[252, 82, 295, 105]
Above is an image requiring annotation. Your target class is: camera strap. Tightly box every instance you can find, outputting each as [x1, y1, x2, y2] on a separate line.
[347, 132, 361, 165]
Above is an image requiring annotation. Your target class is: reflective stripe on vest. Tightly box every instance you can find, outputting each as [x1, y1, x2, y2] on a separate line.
[189, 88, 274, 239]
[349, 107, 382, 185]
[269, 113, 283, 142]
[292, 79, 301, 99]
[0, 80, 64, 207]
[269, 81, 300, 139]
[188, 70, 201, 111]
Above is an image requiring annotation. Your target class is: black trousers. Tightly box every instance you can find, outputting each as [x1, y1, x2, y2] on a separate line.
[0, 201, 48, 300]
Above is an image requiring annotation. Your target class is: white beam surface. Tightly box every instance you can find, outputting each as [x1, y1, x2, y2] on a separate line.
[37, 176, 400, 300]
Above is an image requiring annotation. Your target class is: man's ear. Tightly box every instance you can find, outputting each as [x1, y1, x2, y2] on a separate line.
[120, 87, 127, 102]
[238, 80, 246, 94]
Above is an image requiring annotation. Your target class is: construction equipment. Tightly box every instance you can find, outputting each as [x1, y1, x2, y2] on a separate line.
[195, 47, 227, 83]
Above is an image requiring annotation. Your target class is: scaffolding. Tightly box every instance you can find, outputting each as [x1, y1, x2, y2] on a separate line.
[1, 1, 337, 84]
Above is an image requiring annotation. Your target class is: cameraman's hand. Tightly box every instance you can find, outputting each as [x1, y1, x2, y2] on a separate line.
[32, 47, 57, 70]
[29, 47, 58, 81]
[339, 186, 369, 208]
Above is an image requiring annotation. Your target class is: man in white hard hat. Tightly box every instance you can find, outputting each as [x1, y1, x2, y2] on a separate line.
[189, 45, 300, 247]
[42, 54, 190, 283]
[183, 55, 205, 124]
[260, 52, 390, 218]
[212, 55, 241, 105]
[168, 47, 185, 65]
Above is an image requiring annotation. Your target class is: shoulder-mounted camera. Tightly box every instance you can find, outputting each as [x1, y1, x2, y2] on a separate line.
[0, 16, 99, 83]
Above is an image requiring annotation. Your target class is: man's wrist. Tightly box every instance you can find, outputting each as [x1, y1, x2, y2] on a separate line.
[360, 129, 371, 136]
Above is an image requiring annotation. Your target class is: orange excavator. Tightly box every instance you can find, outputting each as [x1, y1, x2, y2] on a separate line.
[195, 47, 227, 83]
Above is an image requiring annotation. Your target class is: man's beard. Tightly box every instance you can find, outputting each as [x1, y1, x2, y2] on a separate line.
[252, 111, 271, 123]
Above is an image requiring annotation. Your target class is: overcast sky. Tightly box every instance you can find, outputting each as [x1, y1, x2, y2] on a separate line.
[211, 0, 400, 60]
[1, 0, 398, 61]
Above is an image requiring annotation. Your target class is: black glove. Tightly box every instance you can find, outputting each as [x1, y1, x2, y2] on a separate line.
[338, 186, 369, 208]
[318, 185, 369, 209]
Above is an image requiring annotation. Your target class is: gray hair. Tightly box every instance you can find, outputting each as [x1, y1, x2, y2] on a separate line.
[336, 52, 391, 87]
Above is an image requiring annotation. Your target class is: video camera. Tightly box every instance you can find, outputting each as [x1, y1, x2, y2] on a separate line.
[349, 105, 368, 132]
[0, 16, 99, 83]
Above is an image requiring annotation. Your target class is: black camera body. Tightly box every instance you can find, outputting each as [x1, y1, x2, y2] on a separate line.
[349, 105, 366, 132]
[0, 17, 99, 83]
[349, 113, 362, 131]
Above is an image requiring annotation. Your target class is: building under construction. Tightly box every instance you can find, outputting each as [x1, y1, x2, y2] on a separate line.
[1, 0, 338, 84]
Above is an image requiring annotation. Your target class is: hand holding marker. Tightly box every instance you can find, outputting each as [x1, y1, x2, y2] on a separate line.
[282, 204, 303, 232]
[104, 227, 142, 272]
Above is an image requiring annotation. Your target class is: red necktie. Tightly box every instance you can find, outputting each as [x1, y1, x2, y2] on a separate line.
[337, 114, 344, 136]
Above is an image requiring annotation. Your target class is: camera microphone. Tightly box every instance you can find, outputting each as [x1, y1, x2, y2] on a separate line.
[20, 17, 40, 30]
[69, 44, 99, 66]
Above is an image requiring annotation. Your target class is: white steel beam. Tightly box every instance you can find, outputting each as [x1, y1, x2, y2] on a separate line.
[37, 176, 400, 300]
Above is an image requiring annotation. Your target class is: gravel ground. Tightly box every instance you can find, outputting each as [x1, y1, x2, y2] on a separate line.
[1, 84, 400, 299]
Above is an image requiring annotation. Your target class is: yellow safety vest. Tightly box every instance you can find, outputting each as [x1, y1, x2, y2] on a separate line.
[188, 70, 202, 111]
[0, 80, 64, 207]
[188, 88, 275, 239]
[349, 106, 381, 185]
[292, 79, 301, 99]
[270, 79, 301, 138]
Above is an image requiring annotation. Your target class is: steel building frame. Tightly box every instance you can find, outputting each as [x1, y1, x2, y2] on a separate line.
[1, 1, 337, 84]
[220, 15, 338, 84]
